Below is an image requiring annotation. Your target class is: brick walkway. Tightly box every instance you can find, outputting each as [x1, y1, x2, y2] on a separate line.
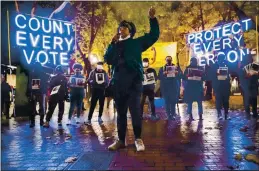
[1, 99, 259, 170]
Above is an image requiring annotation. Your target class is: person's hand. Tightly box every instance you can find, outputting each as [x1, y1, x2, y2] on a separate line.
[112, 33, 120, 44]
[163, 71, 167, 75]
[149, 6, 156, 19]
[175, 70, 179, 75]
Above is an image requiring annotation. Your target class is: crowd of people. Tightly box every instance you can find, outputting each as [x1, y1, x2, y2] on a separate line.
[1, 7, 258, 153]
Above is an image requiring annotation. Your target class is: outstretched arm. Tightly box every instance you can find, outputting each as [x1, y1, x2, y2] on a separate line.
[49, 1, 69, 19]
[135, 7, 160, 52]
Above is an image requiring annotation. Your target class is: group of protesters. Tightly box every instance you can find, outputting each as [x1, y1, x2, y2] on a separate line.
[1, 7, 258, 153]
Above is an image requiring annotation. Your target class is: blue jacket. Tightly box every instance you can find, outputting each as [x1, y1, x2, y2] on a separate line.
[183, 66, 206, 103]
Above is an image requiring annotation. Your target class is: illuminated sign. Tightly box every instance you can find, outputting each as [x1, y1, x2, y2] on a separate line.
[11, 13, 75, 66]
[186, 18, 253, 66]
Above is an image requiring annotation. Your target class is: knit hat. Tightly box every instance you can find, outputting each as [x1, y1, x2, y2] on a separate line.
[72, 63, 83, 71]
[118, 20, 136, 38]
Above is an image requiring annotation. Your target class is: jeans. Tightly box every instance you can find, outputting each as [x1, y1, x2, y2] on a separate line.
[68, 94, 84, 119]
[29, 93, 46, 123]
[215, 92, 229, 115]
[164, 96, 176, 117]
[88, 88, 105, 120]
[140, 89, 156, 117]
[187, 100, 203, 115]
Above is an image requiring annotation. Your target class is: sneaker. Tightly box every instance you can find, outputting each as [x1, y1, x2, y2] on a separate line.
[76, 117, 80, 124]
[219, 116, 223, 120]
[66, 119, 71, 125]
[84, 120, 91, 126]
[58, 120, 62, 126]
[135, 139, 145, 152]
[43, 122, 50, 128]
[108, 140, 126, 151]
[150, 115, 159, 121]
[98, 117, 103, 124]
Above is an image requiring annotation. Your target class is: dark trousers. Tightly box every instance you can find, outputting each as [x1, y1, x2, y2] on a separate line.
[68, 94, 83, 119]
[30, 94, 45, 123]
[45, 95, 65, 122]
[88, 88, 105, 120]
[1, 100, 10, 117]
[140, 89, 156, 117]
[245, 96, 258, 116]
[215, 92, 229, 115]
[114, 82, 142, 142]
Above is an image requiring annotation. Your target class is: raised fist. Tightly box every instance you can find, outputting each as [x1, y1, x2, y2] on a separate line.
[149, 6, 156, 18]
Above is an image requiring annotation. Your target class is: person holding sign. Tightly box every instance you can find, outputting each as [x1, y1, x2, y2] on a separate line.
[207, 54, 232, 120]
[158, 56, 183, 120]
[27, 61, 49, 128]
[85, 62, 109, 125]
[43, 65, 69, 128]
[183, 57, 206, 121]
[67, 63, 85, 125]
[140, 58, 159, 121]
[104, 7, 159, 152]
[241, 53, 259, 118]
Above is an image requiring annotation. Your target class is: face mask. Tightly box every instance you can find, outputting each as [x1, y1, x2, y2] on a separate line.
[96, 65, 103, 70]
[143, 62, 149, 68]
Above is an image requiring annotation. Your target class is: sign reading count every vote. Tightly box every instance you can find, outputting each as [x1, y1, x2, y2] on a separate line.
[10, 12, 75, 67]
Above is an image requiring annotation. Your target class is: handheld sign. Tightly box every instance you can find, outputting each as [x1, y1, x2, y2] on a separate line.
[31, 79, 40, 89]
[143, 72, 155, 85]
[96, 73, 105, 84]
[217, 67, 228, 80]
[166, 66, 176, 77]
[50, 85, 61, 95]
[187, 68, 203, 81]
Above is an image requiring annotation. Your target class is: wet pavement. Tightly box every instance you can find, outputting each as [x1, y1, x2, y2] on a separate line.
[1, 99, 259, 170]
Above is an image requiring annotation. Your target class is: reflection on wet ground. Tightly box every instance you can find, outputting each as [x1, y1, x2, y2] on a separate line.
[1, 101, 259, 170]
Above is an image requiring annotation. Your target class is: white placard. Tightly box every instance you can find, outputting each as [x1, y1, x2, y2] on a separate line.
[96, 73, 105, 84]
[69, 77, 85, 87]
[32, 79, 40, 89]
[50, 85, 61, 95]
[187, 68, 203, 81]
[217, 67, 228, 80]
[143, 72, 156, 85]
[166, 66, 176, 77]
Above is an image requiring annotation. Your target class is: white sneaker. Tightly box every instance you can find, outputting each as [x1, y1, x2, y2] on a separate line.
[135, 139, 145, 152]
[219, 116, 223, 120]
[76, 117, 80, 124]
[66, 119, 71, 125]
[84, 120, 91, 125]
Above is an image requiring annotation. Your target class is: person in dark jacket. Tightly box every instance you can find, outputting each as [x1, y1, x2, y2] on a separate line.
[1, 74, 12, 119]
[43, 65, 69, 128]
[158, 56, 183, 120]
[104, 7, 159, 152]
[85, 62, 109, 125]
[240, 54, 259, 118]
[207, 54, 231, 120]
[183, 57, 206, 120]
[140, 57, 159, 121]
[27, 61, 49, 128]
[67, 63, 85, 125]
